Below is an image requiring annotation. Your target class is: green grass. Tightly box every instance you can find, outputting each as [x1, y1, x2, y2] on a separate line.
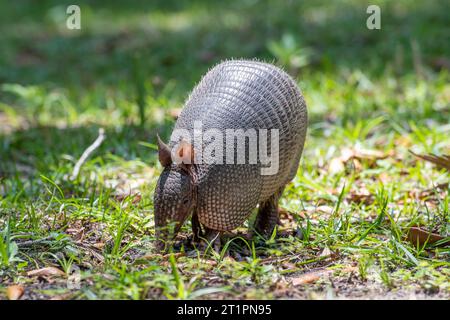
[0, 0, 449, 299]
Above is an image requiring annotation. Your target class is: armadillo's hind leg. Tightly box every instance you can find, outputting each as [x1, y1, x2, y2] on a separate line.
[253, 187, 285, 239]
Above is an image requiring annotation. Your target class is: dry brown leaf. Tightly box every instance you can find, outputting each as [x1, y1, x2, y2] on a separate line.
[279, 208, 307, 220]
[281, 262, 297, 270]
[341, 266, 358, 273]
[407, 227, 449, 247]
[352, 158, 362, 171]
[204, 259, 219, 267]
[291, 265, 358, 286]
[92, 242, 105, 249]
[348, 188, 374, 205]
[342, 147, 388, 161]
[7, 285, 24, 300]
[355, 148, 388, 160]
[408, 182, 449, 200]
[319, 246, 340, 260]
[316, 205, 334, 215]
[328, 147, 389, 174]
[410, 151, 450, 171]
[320, 246, 332, 257]
[27, 267, 65, 277]
[162, 252, 185, 259]
[291, 272, 322, 285]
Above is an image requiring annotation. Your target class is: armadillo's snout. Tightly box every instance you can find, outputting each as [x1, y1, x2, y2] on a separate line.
[154, 164, 195, 251]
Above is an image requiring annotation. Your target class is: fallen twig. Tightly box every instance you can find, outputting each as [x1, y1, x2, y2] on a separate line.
[74, 241, 105, 262]
[17, 236, 54, 247]
[70, 128, 106, 180]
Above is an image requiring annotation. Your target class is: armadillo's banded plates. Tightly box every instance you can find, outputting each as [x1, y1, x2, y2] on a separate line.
[172, 59, 308, 231]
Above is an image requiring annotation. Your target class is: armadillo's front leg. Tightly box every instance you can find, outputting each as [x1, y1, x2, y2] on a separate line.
[253, 187, 284, 239]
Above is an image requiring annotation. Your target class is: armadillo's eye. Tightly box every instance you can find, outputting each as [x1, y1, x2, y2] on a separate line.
[182, 197, 190, 205]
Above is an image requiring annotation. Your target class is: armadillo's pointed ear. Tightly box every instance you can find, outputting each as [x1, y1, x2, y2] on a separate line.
[174, 140, 195, 167]
[157, 134, 172, 167]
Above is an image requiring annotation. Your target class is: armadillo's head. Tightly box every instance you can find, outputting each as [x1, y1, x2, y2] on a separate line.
[153, 136, 196, 251]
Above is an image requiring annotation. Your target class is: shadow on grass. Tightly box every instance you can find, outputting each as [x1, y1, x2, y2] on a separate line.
[0, 123, 171, 179]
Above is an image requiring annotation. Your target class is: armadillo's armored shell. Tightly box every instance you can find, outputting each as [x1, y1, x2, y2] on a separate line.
[170, 60, 307, 231]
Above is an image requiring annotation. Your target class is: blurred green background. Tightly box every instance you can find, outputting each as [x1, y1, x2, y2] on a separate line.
[1, 1, 449, 108]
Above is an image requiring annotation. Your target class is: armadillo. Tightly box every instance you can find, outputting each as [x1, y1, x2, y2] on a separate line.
[154, 59, 307, 250]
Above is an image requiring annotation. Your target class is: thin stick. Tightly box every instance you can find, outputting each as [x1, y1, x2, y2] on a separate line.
[70, 128, 106, 180]
[17, 236, 54, 247]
